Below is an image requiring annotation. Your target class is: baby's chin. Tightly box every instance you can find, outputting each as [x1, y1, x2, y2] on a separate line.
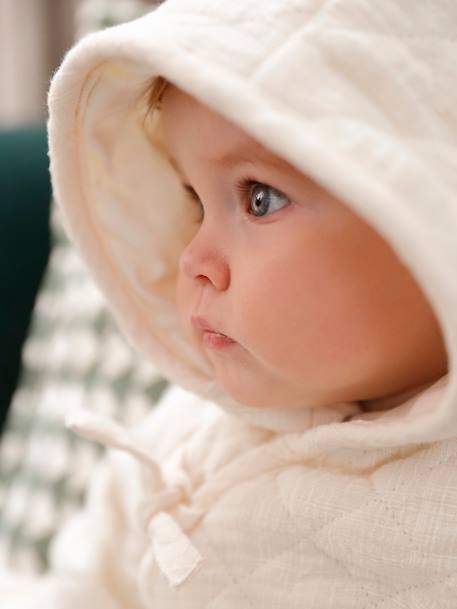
[203, 340, 338, 410]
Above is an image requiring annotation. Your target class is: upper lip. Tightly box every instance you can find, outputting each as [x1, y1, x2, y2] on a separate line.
[191, 315, 230, 338]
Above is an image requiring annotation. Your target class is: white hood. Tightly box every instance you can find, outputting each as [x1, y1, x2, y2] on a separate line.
[48, 0, 457, 446]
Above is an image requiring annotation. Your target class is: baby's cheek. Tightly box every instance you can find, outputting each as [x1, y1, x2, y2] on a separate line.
[236, 263, 316, 361]
[237, 248, 360, 383]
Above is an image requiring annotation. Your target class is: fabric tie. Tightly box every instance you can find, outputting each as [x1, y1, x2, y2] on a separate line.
[66, 408, 203, 587]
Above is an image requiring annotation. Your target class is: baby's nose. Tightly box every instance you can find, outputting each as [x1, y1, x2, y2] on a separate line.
[179, 230, 230, 291]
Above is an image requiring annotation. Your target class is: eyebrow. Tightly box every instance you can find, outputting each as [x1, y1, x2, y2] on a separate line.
[168, 145, 289, 181]
[218, 150, 289, 172]
[168, 149, 327, 203]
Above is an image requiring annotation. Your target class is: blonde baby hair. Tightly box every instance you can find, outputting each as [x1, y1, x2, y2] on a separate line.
[146, 76, 169, 113]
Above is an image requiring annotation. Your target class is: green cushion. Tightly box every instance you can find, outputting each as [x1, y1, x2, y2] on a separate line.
[0, 124, 51, 433]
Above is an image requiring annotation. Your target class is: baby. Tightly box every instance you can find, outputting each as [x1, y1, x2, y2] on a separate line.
[160, 83, 447, 412]
[4, 0, 457, 607]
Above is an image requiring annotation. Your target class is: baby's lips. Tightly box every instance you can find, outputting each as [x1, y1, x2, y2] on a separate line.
[201, 330, 237, 350]
[190, 314, 232, 339]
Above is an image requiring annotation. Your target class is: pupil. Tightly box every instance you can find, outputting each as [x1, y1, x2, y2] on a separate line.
[254, 190, 264, 209]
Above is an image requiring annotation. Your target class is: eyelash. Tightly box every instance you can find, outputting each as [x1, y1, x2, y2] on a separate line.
[235, 178, 258, 215]
[185, 178, 287, 220]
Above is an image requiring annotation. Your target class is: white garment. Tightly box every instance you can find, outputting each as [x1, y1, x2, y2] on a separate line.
[4, 0, 457, 606]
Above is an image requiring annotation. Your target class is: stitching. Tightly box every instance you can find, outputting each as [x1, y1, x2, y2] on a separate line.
[201, 460, 366, 607]
[175, 0, 338, 78]
[274, 476, 378, 597]
[272, 471, 378, 601]
[202, 465, 355, 606]
[206, 472, 376, 603]
[199, 439, 457, 549]
[167, 7, 457, 44]
[311, 444, 457, 549]
[368, 571, 457, 609]
[173, 0, 332, 29]
[253, 7, 457, 78]
[198, 450, 457, 607]
[373, 492, 444, 566]
[325, 27, 457, 44]
[272, 445, 457, 600]
[198, 522, 256, 609]
[308, 446, 457, 606]
[252, 0, 338, 75]
[205, 529, 314, 607]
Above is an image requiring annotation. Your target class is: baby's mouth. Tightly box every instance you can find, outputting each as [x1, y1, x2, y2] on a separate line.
[190, 315, 237, 349]
[201, 330, 236, 350]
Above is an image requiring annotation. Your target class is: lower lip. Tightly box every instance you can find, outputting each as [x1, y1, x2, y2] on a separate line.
[202, 331, 237, 350]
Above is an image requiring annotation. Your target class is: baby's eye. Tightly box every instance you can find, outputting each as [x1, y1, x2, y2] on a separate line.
[242, 181, 290, 218]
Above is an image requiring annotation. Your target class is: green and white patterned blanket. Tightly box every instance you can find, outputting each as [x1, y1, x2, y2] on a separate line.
[0, 205, 168, 573]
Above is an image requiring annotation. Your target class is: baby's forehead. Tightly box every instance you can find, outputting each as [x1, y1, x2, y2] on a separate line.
[162, 86, 293, 173]
[200, 138, 290, 173]
[162, 86, 326, 195]
[167, 140, 299, 186]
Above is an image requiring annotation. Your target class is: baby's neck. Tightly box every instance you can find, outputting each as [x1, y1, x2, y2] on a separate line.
[358, 381, 436, 413]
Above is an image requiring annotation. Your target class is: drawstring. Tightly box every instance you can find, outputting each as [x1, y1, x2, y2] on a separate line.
[66, 408, 203, 587]
[66, 409, 164, 474]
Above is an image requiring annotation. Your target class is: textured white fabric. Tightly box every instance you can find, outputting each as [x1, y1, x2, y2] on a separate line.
[4, 0, 457, 606]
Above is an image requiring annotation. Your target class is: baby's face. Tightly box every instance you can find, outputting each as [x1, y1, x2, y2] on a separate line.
[161, 85, 447, 409]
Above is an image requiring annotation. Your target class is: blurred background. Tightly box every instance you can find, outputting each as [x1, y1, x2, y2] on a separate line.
[0, 0, 170, 574]
[1, 0, 74, 129]
[0, 0, 161, 432]
[0, 0, 162, 128]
